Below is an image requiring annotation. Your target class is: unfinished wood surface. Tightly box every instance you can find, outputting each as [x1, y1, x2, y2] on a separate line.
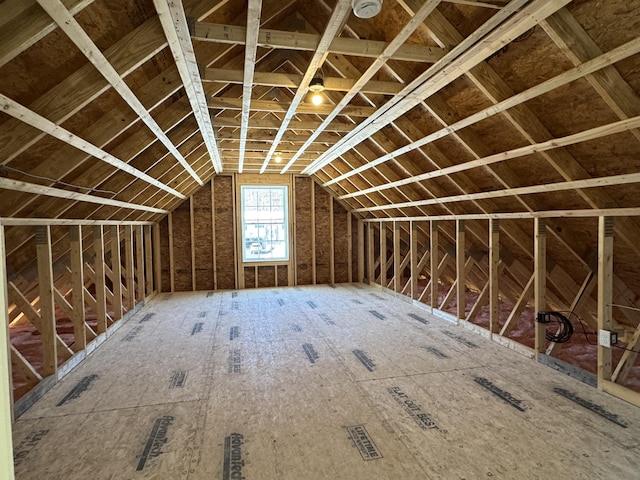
[135, 226, 145, 302]
[93, 226, 107, 335]
[0, 225, 15, 476]
[534, 219, 547, 358]
[124, 226, 135, 310]
[35, 226, 57, 378]
[11, 285, 640, 479]
[70, 226, 87, 348]
[456, 220, 466, 320]
[598, 216, 614, 387]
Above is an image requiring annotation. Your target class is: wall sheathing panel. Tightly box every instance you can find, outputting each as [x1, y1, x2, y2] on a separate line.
[214, 176, 236, 290]
[158, 175, 355, 291]
[258, 265, 276, 288]
[172, 200, 192, 292]
[294, 177, 313, 285]
[314, 183, 331, 285]
[277, 265, 289, 287]
[193, 183, 214, 291]
[244, 267, 256, 288]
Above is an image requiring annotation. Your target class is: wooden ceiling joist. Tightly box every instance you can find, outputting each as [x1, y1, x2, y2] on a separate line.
[192, 22, 447, 63]
[154, 0, 224, 174]
[208, 97, 377, 117]
[202, 68, 405, 95]
[213, 117, 355, 132]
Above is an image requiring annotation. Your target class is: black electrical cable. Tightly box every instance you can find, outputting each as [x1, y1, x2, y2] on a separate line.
[541, 311, 574, 343]
[558, 310, 640, 354]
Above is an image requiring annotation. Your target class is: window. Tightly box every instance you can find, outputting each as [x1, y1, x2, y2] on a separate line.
[241, 185, 289, 262]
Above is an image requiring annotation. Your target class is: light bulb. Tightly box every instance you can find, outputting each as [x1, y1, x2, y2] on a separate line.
[311, 92, 323, 105]
[274, 152, 282, 163]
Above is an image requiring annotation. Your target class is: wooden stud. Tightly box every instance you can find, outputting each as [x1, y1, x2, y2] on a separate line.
[144, 225, 153, 296]
[489, 219, 499, 334]
[612, 321, 640, 384]
[534, 218, 547, 359]
[410, 221, 418, 300]
[456, 220, 466, 320]
[190, 196, 196, 291]
[0, 225, 15, 475]
[597, 216, 614, 387]
[93, 225, 107, 334]
[153, 223, 162, 293]
[110, 226, 123, 321]
[393, 221, 401, 293]
[329, 195, 335, 284]
[135, 225, 145, 302]
[124, 225, 136, 307]
[168, 213, 175, 293]
[357, 220, 365, 283]
[36, 226, 57, 377]
[367, 223, 375, 284]
[69, 225, 87, 349]
[347, 212, 353, 283]
[430, 221, 439, 310]
[379, 222, 387, 288]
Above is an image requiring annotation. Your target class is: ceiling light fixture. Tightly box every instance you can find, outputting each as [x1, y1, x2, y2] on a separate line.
[309, 76, 325, 106]
[274, 152, 283, 163]
[352, 0, 382, 19]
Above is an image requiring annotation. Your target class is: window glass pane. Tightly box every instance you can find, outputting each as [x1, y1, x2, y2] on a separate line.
[241, 185, 288, 262]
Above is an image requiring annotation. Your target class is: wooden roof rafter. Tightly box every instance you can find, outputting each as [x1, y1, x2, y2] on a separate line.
[237, 0, 263, 173]
[326, 34, 640, 191]
[0, 93, 186, 200]
[35, 0, 205, 186]
[154, 0, 224, 174]
[304, 0, 570, 175]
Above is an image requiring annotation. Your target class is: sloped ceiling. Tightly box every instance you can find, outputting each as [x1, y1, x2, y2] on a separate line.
[2, 0, 640, 302]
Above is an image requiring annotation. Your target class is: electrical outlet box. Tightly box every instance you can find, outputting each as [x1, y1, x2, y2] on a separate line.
[599, 330, 618, 348]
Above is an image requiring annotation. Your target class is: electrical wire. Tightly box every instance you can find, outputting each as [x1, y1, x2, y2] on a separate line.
[0, 165, 117, 195]
[558, 310, 640, 355]
[540, 311, 574, 343]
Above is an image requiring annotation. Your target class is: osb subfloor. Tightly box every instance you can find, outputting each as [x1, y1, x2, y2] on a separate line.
[12, 284, 640, 479]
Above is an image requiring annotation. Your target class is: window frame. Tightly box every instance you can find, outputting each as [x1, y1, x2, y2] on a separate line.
[239, 184, 290, 264]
